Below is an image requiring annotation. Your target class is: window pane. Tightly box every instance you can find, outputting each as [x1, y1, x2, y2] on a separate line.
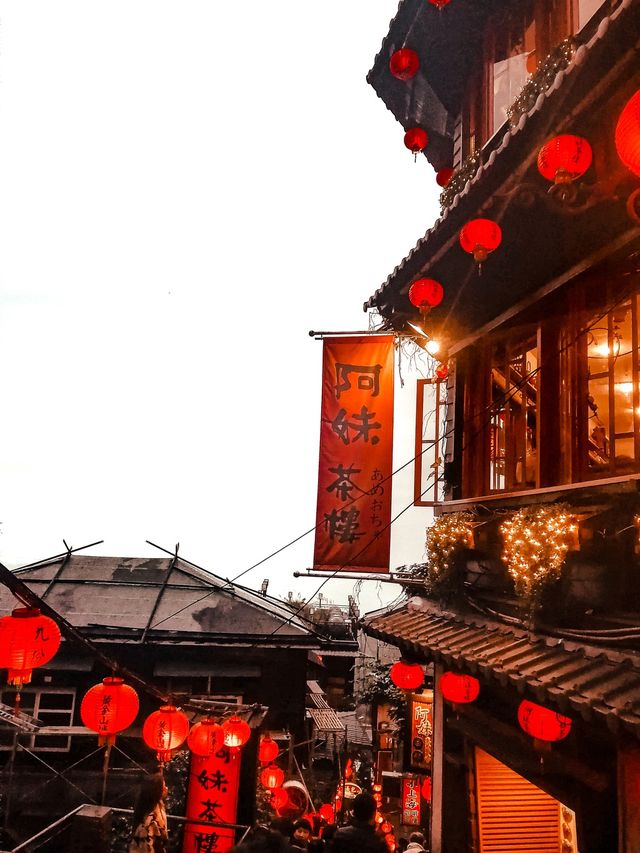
[492, 4, 535, 132]
[576, 0, 604, 30]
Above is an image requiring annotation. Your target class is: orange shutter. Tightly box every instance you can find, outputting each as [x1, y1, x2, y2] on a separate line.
[474, 748, 564, 853]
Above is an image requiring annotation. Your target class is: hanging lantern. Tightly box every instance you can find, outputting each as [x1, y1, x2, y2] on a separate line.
[429, 0, 452, 6]
[408, 278, 444, 311]
[421, 777, 432, 802]
[80, 677, 139, 745]
[459, 218, 502, 265]
[537, 135, 592, 184]
[439, 671, 480, 704]
[319, 803, 335, 823]
[615, 89, 640, 177]
[271, 787, 289, 811]
[435, 362, 449, 381]
[187, 719, 223, 757]
[390, 49, 419, 81]
[381, 821, 393, 834]
[143, 705, 189, 763]
[436, 167, 454, 188]
[258, 734, 279, 764]
[518, 700, 572, 744]
[260, 764, 285, 790]
[0, 607, 61, 688]
[404, 128, 428, 161]
[390, 660, 425, 691]
[222, 714, 251, 749]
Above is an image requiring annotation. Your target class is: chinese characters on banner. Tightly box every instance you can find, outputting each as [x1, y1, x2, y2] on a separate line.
[314, 336, 394, 573]
[402, 776, 421, 826]
[410, 694, 433, 771]
[183, 747, 241, 853]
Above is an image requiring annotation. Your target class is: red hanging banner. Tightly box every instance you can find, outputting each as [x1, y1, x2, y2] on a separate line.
[313, 335, 394, 573]
[182, 747, 241, 853]
[401, 776, 421, 826]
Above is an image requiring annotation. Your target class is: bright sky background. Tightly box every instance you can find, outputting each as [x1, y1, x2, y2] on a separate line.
[0, 2, 441, 614]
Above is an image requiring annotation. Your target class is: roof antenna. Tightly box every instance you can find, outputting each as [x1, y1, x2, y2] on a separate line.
[260, 579, 269, 597]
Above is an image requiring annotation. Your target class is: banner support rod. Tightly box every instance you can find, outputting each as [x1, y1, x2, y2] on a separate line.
[293, 570, 403, 583]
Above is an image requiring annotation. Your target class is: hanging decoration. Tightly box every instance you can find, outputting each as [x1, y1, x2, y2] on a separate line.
[408, 278, 444, 313]
[507, 39, 574, 127]
[518, 699, 572, 745]
[260, 764, 285, 790]
[319, 804, 335, 823]
[0, 607, 61, 690]
[80, 677, 139, 745]
[390, 49, 420, 81]
[537, 134, 592, 185]
[187, 718, 223, 757]
[424, 512, 474, 595]
[436, 167, 454, 188]
[459, 218, 502, 267]
[390, 660, 425, 691]
[428, 0, 451, 7]
[435, 362, 449, 382]
[142, 705, 190, 763]
[421, 777, 432, 802]
[404, 128, 428, 161]
[501, 504, 578, 612]
[615, 89, 640, 177]
[271, 787, 289, 812]
[439, 671, 480, 705]
[258, 734, 279, 764]
[439, 150, 481, 212]
[381, 821, 393, 834]
[222, 714, 251, 749]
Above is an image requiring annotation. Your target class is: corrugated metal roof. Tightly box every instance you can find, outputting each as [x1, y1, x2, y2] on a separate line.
[306, 707, 346, 733]
[338, 710, 373, 747]
[309, 693, 331, 710]
[363, 599, 640, 736]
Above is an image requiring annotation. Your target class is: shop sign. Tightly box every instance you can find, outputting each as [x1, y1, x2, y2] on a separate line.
[183, 746, 241, 853]
[401, 775, 421, 826]
[410, 694, 433, 770]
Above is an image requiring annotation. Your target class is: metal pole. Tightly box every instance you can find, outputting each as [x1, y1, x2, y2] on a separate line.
[101, 743, 111, 806]
[293, 570, 402, 583]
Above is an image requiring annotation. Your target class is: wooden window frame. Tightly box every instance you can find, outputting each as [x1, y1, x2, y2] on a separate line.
[0, 687, 76, 752]
[414, 377, 447, 506]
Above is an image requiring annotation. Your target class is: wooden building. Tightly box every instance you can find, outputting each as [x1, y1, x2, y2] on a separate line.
[360, 0, 640, 851]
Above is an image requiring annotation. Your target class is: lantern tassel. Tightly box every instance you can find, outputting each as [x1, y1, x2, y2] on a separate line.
[13, 690, 21, 716]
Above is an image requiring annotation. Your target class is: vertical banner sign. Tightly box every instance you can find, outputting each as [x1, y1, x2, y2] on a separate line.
[402, 776, 421, 826]
[409, 694, 433, 770]
[183, 747, 241, 853]
[314, 335, 394, 573]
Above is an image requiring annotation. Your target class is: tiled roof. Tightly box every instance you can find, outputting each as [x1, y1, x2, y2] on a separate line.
[364, 0, 638, 312]
[338, 710, 373, 747]
[363, 598, 640, 737]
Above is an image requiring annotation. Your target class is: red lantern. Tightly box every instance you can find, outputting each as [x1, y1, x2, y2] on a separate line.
[404, 128, 428, 160]
[439, 672, 480, 704]
[143, 705, 189, 762]
[390, 660, 425, 691]
[0, 607, 61, 688]
[381, 821, 393, 834]
[429, 0, 451, 6]
[436, 167, 454, 188]
[80, 677, 139, 745]
[261, 764, 285, 790]
[408, 278, 444, 311]
[616, 90, 640, 177]
[390, 49, 419, 81]
[259, 735, 279, 764]
[319, 804, 335, 823]
[435, 363, 449, 381]
[222, 714, 251, 749]
[187, 719, 223, 757]
[271, 787, 289, 811]
[460, 218, 502, 265]
[537, 134, 592, 184]
[518, 700, 572, 743]
[421, 777, 432, 802]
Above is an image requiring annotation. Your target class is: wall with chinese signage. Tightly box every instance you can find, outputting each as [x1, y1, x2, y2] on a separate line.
[409, 691, 433, 771]
[314, 335, 394, 573]
[183, 747, 241, 853]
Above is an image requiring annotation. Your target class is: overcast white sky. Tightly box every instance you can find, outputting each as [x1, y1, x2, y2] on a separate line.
[0, 2, 440, 613]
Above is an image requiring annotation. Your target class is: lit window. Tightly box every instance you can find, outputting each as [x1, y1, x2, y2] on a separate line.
[491, 3, 536, 134]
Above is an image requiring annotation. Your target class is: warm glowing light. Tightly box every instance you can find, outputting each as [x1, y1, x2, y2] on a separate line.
[425, 512, 474, 589]
[616, 382, 634, 394]
[425, 340, 441, 356]
[408, 322, 427, 337]
[390, 660, 425, 691]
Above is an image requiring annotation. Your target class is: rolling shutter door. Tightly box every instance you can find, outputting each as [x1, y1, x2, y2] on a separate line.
[475, 747, 562, 853]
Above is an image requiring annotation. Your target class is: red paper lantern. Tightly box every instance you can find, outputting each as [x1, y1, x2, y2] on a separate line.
[537, 134, 592, 184]
[436, 167, 454, 188]
[439, 671, 480, 704]
[435, 363, 449, 381]
[459, 218, 502, 264]
[381, 821, 393, 834]
[429, 0, 451, 6]
[390, 49, 419, 81]
[518, 700, 572, 743]
[319, 803, 335, 823]
[187, 719, 223, 757]
[80, 677, 139, 745]
[271, 787, 289, 811]
[404, 128, 428, 157]
[390, 660, 425, 691]
[408, 278, 444, 310]
[261, 764, 285, 790]
[615, 89, 640, 177]
[421, 777, 432, 802]
[0, 607, 61, 687]
[143, 705, 190, 762]
[259, 735, 279, 764]
[222, 714, 251, 749]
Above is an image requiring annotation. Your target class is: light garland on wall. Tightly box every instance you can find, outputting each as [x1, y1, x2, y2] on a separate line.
[439, 151, 481, 212]
[425, 511, 474, 591]
[501, 505, 578, 608]
[506, 38, 574, 127]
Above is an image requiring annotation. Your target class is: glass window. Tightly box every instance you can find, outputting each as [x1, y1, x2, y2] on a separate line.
[575, 0, 605, 31]
[415, 377, 448, 505]
[492, 2, 536, 133]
